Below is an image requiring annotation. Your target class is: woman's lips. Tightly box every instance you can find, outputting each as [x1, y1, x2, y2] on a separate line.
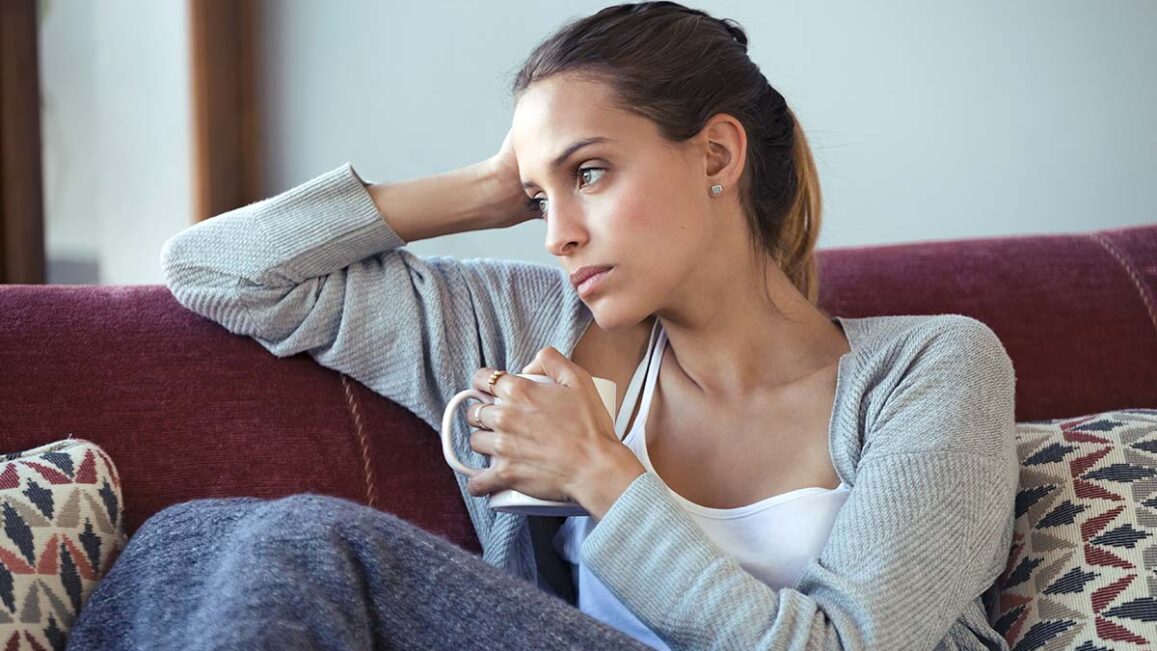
[570, 265, 613, 287]
[576, 268, 612, 298]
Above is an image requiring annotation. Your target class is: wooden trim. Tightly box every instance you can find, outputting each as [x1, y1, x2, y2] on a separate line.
[188, 0, 260, 223]
[0, 0, 46, 284]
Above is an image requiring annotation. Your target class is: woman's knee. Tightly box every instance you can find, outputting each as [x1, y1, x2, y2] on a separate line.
[242, 493, 414, 544]
[139, 493, 416, 560]
[142, 494, 372, 530]
[135, 496, 265, 538]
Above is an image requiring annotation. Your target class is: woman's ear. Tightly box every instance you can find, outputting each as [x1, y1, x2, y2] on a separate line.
[701, 113, 747, 190]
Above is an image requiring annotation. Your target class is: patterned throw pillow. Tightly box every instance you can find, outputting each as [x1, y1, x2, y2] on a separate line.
[0, 438, 126, 651]
[987, 409, 1157, 650]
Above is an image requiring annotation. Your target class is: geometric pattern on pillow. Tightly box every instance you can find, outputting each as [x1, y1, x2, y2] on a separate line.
[0, 438, 125, 651]
[987, 409, 1157, 650]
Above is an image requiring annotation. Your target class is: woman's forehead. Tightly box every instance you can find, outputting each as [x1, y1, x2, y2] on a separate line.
[511, 78, 654, 173]
[514, 78, 624, 143]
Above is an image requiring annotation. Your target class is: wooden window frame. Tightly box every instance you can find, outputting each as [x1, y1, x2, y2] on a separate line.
[0, 0, 261, 285]
[188, 0, 261, 223]
[0, 0, 46, 284]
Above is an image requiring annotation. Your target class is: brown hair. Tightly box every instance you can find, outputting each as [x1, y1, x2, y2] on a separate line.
[512, 1, 823, 304]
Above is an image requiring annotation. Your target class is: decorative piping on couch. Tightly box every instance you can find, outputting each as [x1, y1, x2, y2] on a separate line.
[1090, 231, 1157, 339]
[341, 374, 378, 509]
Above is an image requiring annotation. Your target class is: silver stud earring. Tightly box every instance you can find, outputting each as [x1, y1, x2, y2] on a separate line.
[709, 184, 723, 197]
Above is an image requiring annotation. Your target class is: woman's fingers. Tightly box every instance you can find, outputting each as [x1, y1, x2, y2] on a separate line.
[469, 401, 491, 429]
[467, 469, 499, 497]
[471, 367, 527, 398]
[469, 428, 497, 456]
[465, 433, 510, 497]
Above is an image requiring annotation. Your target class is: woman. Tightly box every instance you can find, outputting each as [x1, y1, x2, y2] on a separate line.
[68, 2, 1018, 649]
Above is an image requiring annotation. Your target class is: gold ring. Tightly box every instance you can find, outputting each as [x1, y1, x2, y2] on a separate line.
[487, 370, 507, 393]
[474, 403, 491, 429]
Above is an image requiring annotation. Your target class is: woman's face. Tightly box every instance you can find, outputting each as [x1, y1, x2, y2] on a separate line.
[512, 74, 720, 330]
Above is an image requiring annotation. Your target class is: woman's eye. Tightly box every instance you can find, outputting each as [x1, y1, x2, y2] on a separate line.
[531, 166, 605, 219]
[578, 166, 606, 188]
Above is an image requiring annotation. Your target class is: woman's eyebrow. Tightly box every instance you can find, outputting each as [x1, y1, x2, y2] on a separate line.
[521, 136, 611, 190]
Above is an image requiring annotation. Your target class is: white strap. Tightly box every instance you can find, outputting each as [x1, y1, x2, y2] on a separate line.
[613, 319, 661, 440]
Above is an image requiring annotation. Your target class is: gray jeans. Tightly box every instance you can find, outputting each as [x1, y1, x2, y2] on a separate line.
[66, 494, 653, 650]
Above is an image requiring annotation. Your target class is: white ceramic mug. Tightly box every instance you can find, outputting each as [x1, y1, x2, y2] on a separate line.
[441, 373, 617, 517]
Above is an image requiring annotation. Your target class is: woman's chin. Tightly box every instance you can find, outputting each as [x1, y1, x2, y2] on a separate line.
[587, 305, 646, 333]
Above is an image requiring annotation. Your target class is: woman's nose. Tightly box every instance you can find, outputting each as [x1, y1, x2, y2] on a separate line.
[544, 200, 586, 256]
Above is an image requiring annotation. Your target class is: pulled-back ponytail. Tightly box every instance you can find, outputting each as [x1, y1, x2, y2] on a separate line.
[513, 1, 824, 304]
[775, 112, 823, 304]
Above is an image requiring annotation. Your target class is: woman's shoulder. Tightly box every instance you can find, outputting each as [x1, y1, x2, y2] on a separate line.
[427, 254, 585, 323]
[842, 312, 1013, 385]
[835, 313, 1016, 456]
[839, 313, 1005, 355]
[444, 255, 570, 289]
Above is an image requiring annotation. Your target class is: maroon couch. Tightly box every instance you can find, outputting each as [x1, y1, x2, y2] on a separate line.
[1, 223, 1154, 558]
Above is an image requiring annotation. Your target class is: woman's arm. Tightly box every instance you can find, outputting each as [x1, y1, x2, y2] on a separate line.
[158, 154, 583, 443]
[366, 129, 538, 243]
[365, 162, 504, 243]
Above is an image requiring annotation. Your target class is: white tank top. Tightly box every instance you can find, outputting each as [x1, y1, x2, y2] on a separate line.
[553, 319, 851, 649]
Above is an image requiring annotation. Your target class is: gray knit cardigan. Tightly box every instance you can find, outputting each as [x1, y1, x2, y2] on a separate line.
[160, 162, 1019, 650]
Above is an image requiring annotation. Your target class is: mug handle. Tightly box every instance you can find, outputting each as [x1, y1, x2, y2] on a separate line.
[441, 388, 491, 477]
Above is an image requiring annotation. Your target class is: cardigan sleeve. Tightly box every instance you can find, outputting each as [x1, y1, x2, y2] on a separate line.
[159, 162, 590, 434]
[579, 315, 1019, 650]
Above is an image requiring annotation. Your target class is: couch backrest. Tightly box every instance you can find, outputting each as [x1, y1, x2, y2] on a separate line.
[0, 284, 481, 549]
[1, 223, 1153, 550]
[816, 223, 1156, 420]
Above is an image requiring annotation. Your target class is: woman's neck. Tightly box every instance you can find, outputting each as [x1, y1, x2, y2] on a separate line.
[654, 264, 849, 403]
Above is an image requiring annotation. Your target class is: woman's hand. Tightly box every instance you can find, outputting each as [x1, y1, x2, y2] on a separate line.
[464, 347, 645, 509]
[483, 125, 544, 230]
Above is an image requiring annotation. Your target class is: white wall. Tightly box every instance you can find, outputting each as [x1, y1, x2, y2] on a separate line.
[40, 0, 191, 285]
[258, 0, 1157, 268]
[37, 1, 1157, 284]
